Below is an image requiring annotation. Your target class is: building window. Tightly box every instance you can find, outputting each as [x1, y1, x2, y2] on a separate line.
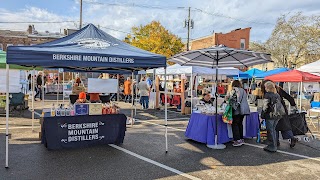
[240, 39, 245, 50]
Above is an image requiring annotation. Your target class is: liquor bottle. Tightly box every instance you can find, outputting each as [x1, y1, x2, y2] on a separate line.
[60, 104, 66, 116]
[51, 104, 55, 117]
[65, 105, 70, 116]
[56, 104, 61, 116]
[70, 105, 75, 116]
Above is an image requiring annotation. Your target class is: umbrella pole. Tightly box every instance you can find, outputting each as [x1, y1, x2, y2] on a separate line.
[190, 73, 193, 112]
[207, 58, 226, 149]
[165, 67, 168, 153]
[5, 64, 9, 168]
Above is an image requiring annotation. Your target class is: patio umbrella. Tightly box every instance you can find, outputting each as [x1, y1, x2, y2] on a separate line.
[169, 45, 272, 149]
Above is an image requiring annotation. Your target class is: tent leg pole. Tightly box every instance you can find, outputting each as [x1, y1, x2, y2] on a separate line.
[131, 71, 134, 127]
[63, 71, 65, 104]
[57, 72, 59, 105]
[135, 75, 138, 116]
[5, 64, 9, 168]
[32, 69, 35, 132]
[164, 67, 168, 153]
[300, 81, 302, 111]
[42, 71, 44, 108]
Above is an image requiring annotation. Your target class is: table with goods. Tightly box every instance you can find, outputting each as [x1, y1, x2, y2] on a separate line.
[41, 102, 126, 150]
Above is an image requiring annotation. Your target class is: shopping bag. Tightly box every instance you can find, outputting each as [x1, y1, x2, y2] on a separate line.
[222, 102, 233, 124]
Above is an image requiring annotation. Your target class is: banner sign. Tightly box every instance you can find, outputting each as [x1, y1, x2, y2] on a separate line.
[41, 114, 127, 150]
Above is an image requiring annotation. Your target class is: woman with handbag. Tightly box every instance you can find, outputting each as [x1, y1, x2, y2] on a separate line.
[261, 81, 287, 152]
[261, 80, 298, 148]
[226, 80, 250, 147]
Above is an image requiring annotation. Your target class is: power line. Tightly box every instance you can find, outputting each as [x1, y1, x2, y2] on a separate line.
[83, 0, 188, 10]
[0, 21, 77, 24]
[193, 8, 275, 25]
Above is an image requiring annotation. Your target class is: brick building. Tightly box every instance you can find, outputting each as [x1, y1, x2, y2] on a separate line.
[188, 27, 251, 50]
[0, 25, 64, 51]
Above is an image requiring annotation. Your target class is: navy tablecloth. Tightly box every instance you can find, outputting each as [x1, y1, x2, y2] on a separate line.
[41, 114, 127, 150]
[185, 112, 259, 145]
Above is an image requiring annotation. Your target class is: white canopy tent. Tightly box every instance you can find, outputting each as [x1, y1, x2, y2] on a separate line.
[147, 64, 239, 76]
[298, 60, 320, 76]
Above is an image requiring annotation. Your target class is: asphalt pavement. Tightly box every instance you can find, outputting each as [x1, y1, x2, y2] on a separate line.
[0, 101, 320, 179]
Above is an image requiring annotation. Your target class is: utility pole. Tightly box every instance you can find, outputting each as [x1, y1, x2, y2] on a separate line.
[184, 7, 194, 51]
[79, 0, 83, 29]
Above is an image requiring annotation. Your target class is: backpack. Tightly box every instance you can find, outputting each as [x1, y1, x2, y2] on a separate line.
[269, 95, 286, 120]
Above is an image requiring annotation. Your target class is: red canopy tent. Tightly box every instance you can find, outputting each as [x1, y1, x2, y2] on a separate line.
[265, 70, 320, 82]
[265, 70, 320, 111]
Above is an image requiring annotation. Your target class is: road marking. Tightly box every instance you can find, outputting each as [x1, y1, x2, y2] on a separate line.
[109, 144, 201, 180]
[244, 143, 320, 163]
[137, 119, 320, 163]
[28, 109, 41, 116]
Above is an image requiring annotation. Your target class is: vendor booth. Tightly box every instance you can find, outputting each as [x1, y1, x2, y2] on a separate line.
[265, 70, 320, 110]
[5, 24, 166, 167]
[147, 64, 239, 114]
[168, 45, 272, 149]
[255, 67, 290, 79]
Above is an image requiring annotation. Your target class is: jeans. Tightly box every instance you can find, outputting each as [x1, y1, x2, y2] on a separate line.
[124, 95, 131, 102]
[140, 96, 149, 109]
[266, 119, 280, 150]
[276, 130, 294, 140]
[34, 86, 42, 100]
[232, 114, 245, 141]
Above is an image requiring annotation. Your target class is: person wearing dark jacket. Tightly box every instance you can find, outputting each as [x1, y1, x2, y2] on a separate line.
[261, 81, 281, 152]
[261, 80, 298, 148]
[34, 73, 43, 101]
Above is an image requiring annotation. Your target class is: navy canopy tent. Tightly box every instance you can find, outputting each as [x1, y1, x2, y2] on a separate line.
[6, 24, 166, 72]
[4, 24, 168, 168]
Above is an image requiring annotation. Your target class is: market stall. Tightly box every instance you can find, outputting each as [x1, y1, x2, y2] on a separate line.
[168, 45, 272, 149]
[265, 69, 320, 110]
[185, 112, 259, 145]
[5, 24, 166, 167]
[148, 64, 239, 113]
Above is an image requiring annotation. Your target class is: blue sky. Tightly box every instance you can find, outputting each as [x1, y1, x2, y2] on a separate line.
[0, 0, 319, 42]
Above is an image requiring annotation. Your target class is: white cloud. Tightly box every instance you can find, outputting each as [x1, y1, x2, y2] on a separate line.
[0, 0, 319, 42]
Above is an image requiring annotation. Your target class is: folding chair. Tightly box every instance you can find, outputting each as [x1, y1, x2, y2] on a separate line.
[9, 93, 25, 116]
[304, 107, 318, 129]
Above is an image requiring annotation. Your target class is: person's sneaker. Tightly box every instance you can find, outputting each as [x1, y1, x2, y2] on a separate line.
[290, 137, 298, 148]
[232, 140, 243, 147]
[241, 139, 245, 144]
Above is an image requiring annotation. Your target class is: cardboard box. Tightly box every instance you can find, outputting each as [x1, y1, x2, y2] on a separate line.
[75, 103, 89, 115]
[72, 86, 85, 95]
[89, 103, 102, 115]
[314, 93, 320, 102]
[184, 107, 191, 115]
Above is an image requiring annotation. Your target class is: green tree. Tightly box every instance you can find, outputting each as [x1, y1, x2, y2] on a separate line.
[250, 12, 320, 67]
[124, 21, 184, 61]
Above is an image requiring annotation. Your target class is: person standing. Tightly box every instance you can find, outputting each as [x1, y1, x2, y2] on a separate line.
[124, 77, 132, 103]
[34, 72, 43, 101]
[261, 80, 298, 148]
[261, 81, 284, 152]
[138, 77, 150, 109]
[226, 80, 250, 147]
